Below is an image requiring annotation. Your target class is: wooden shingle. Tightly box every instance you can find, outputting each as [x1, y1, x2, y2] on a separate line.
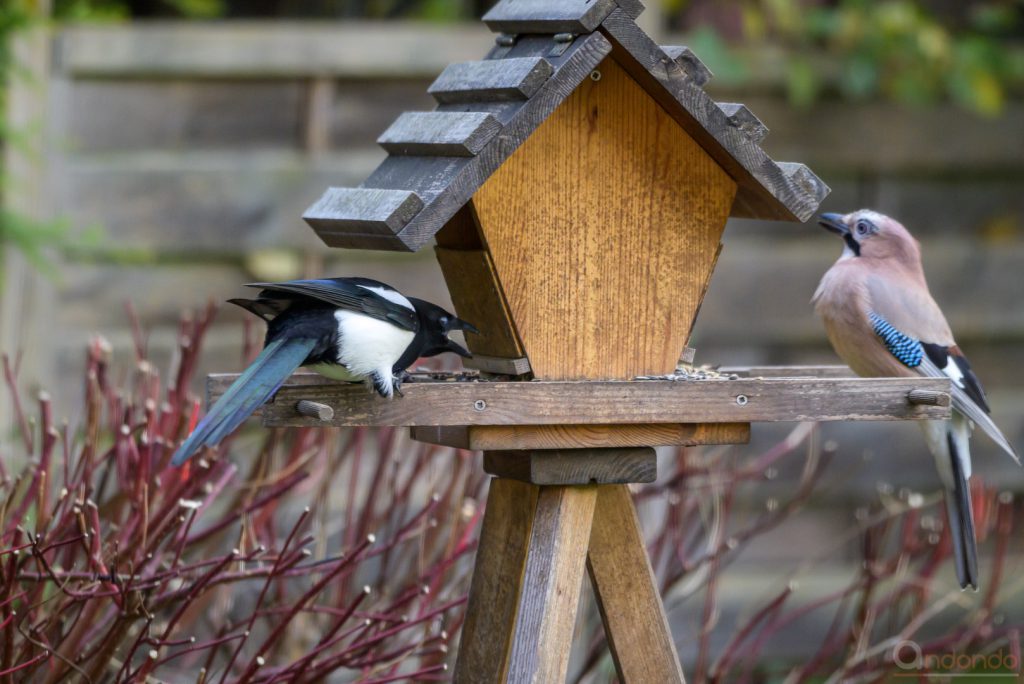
[377, 111, 501, 157]
[428, 57, 554, 104]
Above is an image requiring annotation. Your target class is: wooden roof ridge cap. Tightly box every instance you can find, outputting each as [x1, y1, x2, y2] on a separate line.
[482, 0, 645, 34]
[597, 8, 829, 221]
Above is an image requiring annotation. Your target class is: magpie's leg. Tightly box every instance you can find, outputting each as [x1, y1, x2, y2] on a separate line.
[393, 369, 411, 398]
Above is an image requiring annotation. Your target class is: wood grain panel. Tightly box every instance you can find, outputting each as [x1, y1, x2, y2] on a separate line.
[588, 485, 685, 683]
[410, 423, 751, 450]
[454, 478, 538, 683]
[599, 11, 827, 221]
[506, 485, 598, 683]
[433, 251, 524, 359]
[472, 56, 737, 379]
[433, 203, 525, 360]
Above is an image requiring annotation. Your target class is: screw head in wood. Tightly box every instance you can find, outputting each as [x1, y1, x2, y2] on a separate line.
[590, 70, 602, 81]
[473, 399, 487, 411]
[735, 394, 748, 406]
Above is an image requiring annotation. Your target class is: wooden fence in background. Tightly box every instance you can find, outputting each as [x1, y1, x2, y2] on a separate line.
[3, 18, 1023, 661]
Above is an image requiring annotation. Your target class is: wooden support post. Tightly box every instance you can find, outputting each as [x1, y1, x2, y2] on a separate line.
[588, 485, 685, 683]
[454, 478, 539, 683]
[506, 484, 598, 683]
[455, 442, 686, 683]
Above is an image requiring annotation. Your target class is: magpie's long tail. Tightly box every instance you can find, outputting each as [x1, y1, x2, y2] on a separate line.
[943, 419, 979, 591]
[171, 337, 316, 466]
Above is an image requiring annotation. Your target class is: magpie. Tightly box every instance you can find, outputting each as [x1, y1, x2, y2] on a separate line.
[171, 277, 478, 466]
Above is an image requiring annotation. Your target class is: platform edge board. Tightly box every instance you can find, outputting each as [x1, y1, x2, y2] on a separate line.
[207, 375, 952, 426]
[409, 423, 751, 450]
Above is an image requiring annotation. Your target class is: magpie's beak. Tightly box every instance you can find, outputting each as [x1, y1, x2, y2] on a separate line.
[442, 316, 478, 358]
[451, 317, 480, 336]
[818, 213, 850, 237]
[445, 337, 473, 358]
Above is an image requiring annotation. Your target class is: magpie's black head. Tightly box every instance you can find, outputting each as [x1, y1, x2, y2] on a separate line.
[408, 298, 480, 358]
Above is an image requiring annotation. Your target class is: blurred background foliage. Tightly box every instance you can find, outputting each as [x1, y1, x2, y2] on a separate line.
[672, 0, 1024, 116]
[31, 0, 1024, 115]
[1, 1, 68, 278]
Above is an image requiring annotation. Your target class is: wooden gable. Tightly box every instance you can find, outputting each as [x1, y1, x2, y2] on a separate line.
[470, 57, 735, 379]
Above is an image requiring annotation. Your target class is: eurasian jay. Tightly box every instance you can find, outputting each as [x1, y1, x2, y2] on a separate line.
[813, 210, 1019, 590]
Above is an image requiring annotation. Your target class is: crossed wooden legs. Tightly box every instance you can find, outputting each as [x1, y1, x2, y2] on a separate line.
[454, 479, 685, 683]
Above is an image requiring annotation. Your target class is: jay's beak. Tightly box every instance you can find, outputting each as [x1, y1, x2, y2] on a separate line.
[818, 213, 850, 237]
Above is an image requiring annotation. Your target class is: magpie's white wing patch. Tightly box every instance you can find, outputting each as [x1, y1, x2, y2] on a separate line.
[355, 283, 415, 311]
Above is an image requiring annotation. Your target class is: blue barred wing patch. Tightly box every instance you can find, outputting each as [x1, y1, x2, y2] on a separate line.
[869, 312, 923, 367]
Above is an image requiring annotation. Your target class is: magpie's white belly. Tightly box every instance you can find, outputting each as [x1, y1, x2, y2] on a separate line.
[332, 310, 415, 377]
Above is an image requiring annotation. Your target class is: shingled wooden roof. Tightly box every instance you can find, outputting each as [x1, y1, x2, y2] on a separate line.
[305, 0, 830, 251]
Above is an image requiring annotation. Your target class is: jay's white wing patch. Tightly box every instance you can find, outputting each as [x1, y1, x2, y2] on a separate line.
[918, 354, 1019, 464]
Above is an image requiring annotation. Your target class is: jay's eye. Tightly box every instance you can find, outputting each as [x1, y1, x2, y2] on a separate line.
[855, 219, 873, 236]
[439, 316, 449, 327]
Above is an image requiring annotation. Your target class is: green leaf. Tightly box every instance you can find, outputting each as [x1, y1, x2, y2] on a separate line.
[840, 53, 879, 99]
[888, 69, 937, 107]
[785, 56, 819, 108]
[685, 27, 749, 86]
[164, 0, 223, 20]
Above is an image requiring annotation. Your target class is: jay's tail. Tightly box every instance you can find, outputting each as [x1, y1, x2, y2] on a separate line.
[171, 336, 316, 466]
[942, 420, 979, 591]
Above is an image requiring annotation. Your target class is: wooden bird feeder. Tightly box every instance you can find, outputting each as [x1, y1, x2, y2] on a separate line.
[212, 1, 953, 680]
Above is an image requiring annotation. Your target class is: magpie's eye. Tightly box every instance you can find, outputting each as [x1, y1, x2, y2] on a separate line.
[855, 219, 874, 236]
[439, 315, 449, 327]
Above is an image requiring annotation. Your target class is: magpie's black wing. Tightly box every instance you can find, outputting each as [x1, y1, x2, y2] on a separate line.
[227, 297, 291, 321]
[246, 278, 418, 332]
